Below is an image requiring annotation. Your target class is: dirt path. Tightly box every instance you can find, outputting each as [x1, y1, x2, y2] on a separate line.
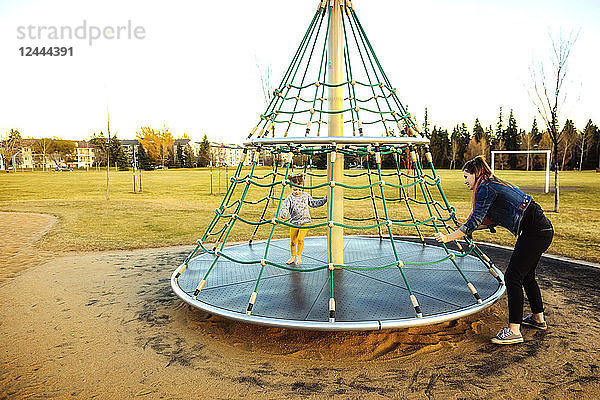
[0, 213, 598, 399]
[0, 212, 57, 284]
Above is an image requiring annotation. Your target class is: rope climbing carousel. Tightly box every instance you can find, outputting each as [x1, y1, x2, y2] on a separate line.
[171, 0, 505, 330]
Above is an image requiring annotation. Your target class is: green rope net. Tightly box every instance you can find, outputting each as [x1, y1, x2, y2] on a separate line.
[174, 1, 502, 324]
[175, 143, 502, 321]
[246, 1, 421, 140]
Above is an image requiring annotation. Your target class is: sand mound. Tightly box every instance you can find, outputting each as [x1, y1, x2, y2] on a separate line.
[183, 309, 500, 362]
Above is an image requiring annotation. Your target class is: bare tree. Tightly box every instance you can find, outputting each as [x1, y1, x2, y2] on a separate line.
[577, 122, 592, 171]
[528, 30, 579, 212]
[449, 128, 460, 169]
[33, 138, 54, 171]
[255, 56, 274, 162]
[255, 56, 274, 108]
[495, 139, 507, 170]
[465, 135, 490, 163]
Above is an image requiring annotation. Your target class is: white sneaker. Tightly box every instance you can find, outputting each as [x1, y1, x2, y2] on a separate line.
[491, 327, 523, 345]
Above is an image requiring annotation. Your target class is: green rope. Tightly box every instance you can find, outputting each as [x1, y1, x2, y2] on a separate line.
[345, 7, 388, 135]
[183, 143, 498, 312]
[374, 152, 419, 308]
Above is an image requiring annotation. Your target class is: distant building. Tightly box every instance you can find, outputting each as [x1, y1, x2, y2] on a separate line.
[174, 138, 190, 149]
[19, 140, 34, 169]
[210, 143, 247, 166]
[120, 139, 139, 153]
[75, 141, 95, 169]
[12, 139, 54, 170]
[4, 139, 96, 170]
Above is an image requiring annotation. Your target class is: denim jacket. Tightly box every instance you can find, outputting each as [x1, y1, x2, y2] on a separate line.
[459, 178, 532, 237]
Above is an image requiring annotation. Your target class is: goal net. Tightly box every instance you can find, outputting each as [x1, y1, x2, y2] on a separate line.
[491, 150, 551, 193]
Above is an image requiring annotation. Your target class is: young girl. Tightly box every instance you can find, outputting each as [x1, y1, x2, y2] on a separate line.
[279, 174, 327, 265]
[434, 156, 553, 345]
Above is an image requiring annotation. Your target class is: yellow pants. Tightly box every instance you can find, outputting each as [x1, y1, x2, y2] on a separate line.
[290, 227, 308, 256]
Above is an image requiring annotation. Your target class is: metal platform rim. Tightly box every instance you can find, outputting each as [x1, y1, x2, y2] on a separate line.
[171, 236, 506, 331]
[244, 135, 430, 147]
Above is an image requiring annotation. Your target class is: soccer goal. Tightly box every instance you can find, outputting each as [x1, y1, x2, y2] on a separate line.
[491, 150, 551, 193]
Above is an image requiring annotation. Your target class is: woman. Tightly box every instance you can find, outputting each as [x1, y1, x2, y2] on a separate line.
[434, 156, 553, 345]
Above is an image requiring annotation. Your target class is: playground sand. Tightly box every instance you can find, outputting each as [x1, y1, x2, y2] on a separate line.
[0, 212, 57, 284]
[1, 212, 599, 399]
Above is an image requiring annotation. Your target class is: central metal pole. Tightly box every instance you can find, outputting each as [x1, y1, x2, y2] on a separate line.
[327, 0, 344, 266]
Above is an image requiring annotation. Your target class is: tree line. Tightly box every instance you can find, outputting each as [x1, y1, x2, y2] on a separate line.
[87, 126, 213, 170]
[134, 126, 211, 170]
[424, 107, 600, 171]
[0, 127, 214, 171]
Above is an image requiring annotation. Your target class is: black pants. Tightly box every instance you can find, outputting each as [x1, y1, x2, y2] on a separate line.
[505, 201, 554, 324]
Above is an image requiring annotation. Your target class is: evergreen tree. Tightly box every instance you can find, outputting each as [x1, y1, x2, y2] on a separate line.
[458, 122, 470, 166]
[473, 118, 485, 143]
[428, 126, 450, 168]
[137, 144, 154, 170]
[110, 135, 128, 170]
[531, 118, 541, 143]
[175, 145, 183, 168]
[485, 125, 494, 143]
[429, 126, 440, 165]
[183, 144, 196, 168]
[90, 132, 127, 169]
[559, 119, 577, 170]
[503, 109, 519, 169]
[495, 106, 503, 142]
[422, 107, 430, 138]
[582, 120, 600, 170]
[490, 108, 504, 167]
[198, 134, 211, 167]
[313, 152, 327, 169]
[381, 153, 396, 169]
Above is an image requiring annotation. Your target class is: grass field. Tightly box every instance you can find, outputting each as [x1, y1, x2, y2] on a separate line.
[1, 167, 599, 262]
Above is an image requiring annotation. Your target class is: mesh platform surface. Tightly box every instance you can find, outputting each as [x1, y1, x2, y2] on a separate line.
[171, 236, 505, 330]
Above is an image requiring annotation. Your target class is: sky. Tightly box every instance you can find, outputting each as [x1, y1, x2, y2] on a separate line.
[0, 0, 598, 144]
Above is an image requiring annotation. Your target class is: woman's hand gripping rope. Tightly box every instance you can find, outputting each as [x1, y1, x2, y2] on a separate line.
[434, 229, 466, 243]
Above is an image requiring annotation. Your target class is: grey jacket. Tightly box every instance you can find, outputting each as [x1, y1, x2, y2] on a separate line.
[279, 192, 327, 226]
